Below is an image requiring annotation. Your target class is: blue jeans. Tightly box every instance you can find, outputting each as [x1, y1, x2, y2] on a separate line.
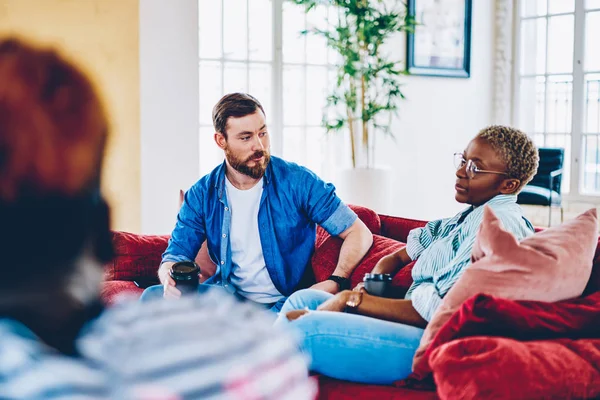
[276, 289, 425, 384]
[139, 284, 287, 313]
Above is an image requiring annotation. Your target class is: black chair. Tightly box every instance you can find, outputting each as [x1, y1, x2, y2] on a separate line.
[517, 147, 564, 226]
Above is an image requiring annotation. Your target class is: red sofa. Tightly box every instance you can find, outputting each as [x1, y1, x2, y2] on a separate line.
[101, 205, 600, 400]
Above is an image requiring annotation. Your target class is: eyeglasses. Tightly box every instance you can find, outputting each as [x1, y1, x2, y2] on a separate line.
[454, 153, 508, 180]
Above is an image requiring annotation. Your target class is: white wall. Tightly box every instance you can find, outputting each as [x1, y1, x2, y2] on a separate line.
[370, 0, 496, 221]
[140, 0, 200, 234]
[139, 0, 496, 231]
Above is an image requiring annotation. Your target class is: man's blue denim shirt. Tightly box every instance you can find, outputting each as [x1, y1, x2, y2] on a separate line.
[162, 156, 357, 296]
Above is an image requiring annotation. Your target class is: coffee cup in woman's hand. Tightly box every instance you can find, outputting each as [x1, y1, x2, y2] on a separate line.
[363, 273, 393, 297]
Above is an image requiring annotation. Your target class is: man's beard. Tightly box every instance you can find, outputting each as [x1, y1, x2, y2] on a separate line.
[225, 148, 270, 179]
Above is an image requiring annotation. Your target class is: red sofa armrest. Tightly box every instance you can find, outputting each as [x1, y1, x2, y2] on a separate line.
[104, 232, 218, 283]
[104, 231, 169, 281]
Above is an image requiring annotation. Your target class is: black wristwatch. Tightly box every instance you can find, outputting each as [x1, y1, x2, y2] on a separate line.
[327, 275, 351, 291]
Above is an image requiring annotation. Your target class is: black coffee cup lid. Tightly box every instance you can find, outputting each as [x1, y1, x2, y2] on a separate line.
[170, 261, 200, 281]
[363, 273, 393, 281]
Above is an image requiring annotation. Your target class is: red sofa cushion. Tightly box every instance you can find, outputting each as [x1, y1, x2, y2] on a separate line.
[430, 337, 600, 400]
[440, 292, 600, 341]
[408, 291, 600, 383]
[391, 260, 417, 298]
[312, 234, 406, 288]
[379, 215, 427, 243]
[104, 232, 169, 281]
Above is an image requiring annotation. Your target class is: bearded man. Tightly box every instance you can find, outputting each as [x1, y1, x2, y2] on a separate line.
[141, 93, 373, 311]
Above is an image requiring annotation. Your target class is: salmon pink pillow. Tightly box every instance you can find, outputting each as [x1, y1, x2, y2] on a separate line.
[411, 207, 598, 379]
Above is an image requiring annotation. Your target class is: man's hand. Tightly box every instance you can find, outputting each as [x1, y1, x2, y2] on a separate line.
[316, 290, 352, 313]
[310, 279, 341, 294]
[158, 262, 181, 299]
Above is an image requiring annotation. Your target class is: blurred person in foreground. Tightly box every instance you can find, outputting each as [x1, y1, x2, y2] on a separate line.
[0, 37, 315, 400]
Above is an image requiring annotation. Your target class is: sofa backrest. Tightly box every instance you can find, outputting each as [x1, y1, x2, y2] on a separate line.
[380, 214, 427, 243]
[376, 213, 600, 294]
[105, 204, 600, 295]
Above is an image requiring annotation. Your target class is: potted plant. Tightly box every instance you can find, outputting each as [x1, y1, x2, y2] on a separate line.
[290, 0, 416, 212]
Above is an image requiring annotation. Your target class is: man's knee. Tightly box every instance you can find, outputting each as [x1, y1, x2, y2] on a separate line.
[285, 289, 312, 311]
[286, 289, 333, 311]
[139, 285, 163, 302]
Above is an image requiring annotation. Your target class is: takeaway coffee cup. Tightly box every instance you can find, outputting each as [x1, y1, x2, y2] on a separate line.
[169, 261, 200, 295]
[363, 273, 392, 297]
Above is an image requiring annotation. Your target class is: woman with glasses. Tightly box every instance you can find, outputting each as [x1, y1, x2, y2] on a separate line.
[276, 125, 540, 385]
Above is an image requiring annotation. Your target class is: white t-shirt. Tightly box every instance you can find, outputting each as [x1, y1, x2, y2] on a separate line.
[225, 177, 284, 303]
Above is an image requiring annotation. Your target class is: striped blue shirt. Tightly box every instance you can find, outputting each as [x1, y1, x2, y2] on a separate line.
[0, 290, 316, 399]
[405, 194, 534, 321]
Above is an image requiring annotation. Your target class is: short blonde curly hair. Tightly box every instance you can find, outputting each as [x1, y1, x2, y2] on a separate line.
[476, 125, 539, 192]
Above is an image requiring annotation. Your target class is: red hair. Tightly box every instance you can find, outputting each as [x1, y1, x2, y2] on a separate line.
[0, 37, 108, 201]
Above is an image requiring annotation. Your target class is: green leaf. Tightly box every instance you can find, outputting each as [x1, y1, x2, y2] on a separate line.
[287, 0, 416, 156]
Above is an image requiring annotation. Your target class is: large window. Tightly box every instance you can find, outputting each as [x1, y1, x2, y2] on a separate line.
[198, 0, 338, 177]
[515, 0, 600, 195]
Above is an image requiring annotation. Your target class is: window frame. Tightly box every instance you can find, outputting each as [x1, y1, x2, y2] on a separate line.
[198, 0, 337, 177]
[512, 0, 600, 200]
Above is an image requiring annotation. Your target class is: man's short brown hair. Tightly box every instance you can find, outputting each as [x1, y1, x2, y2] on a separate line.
[212, 93, 265, 138]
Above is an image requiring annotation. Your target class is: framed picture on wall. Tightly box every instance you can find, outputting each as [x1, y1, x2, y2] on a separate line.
[406, 0, 472, 78]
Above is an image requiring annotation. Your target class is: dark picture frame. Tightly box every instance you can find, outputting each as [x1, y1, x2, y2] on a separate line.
[406, 0, 472, 78]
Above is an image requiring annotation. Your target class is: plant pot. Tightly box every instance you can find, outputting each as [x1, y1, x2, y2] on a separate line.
[335, 167, 393, 214]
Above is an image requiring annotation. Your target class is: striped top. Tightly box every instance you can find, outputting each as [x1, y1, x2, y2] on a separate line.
[405, 195, 534, 321]
[0, 290, 316, 400]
